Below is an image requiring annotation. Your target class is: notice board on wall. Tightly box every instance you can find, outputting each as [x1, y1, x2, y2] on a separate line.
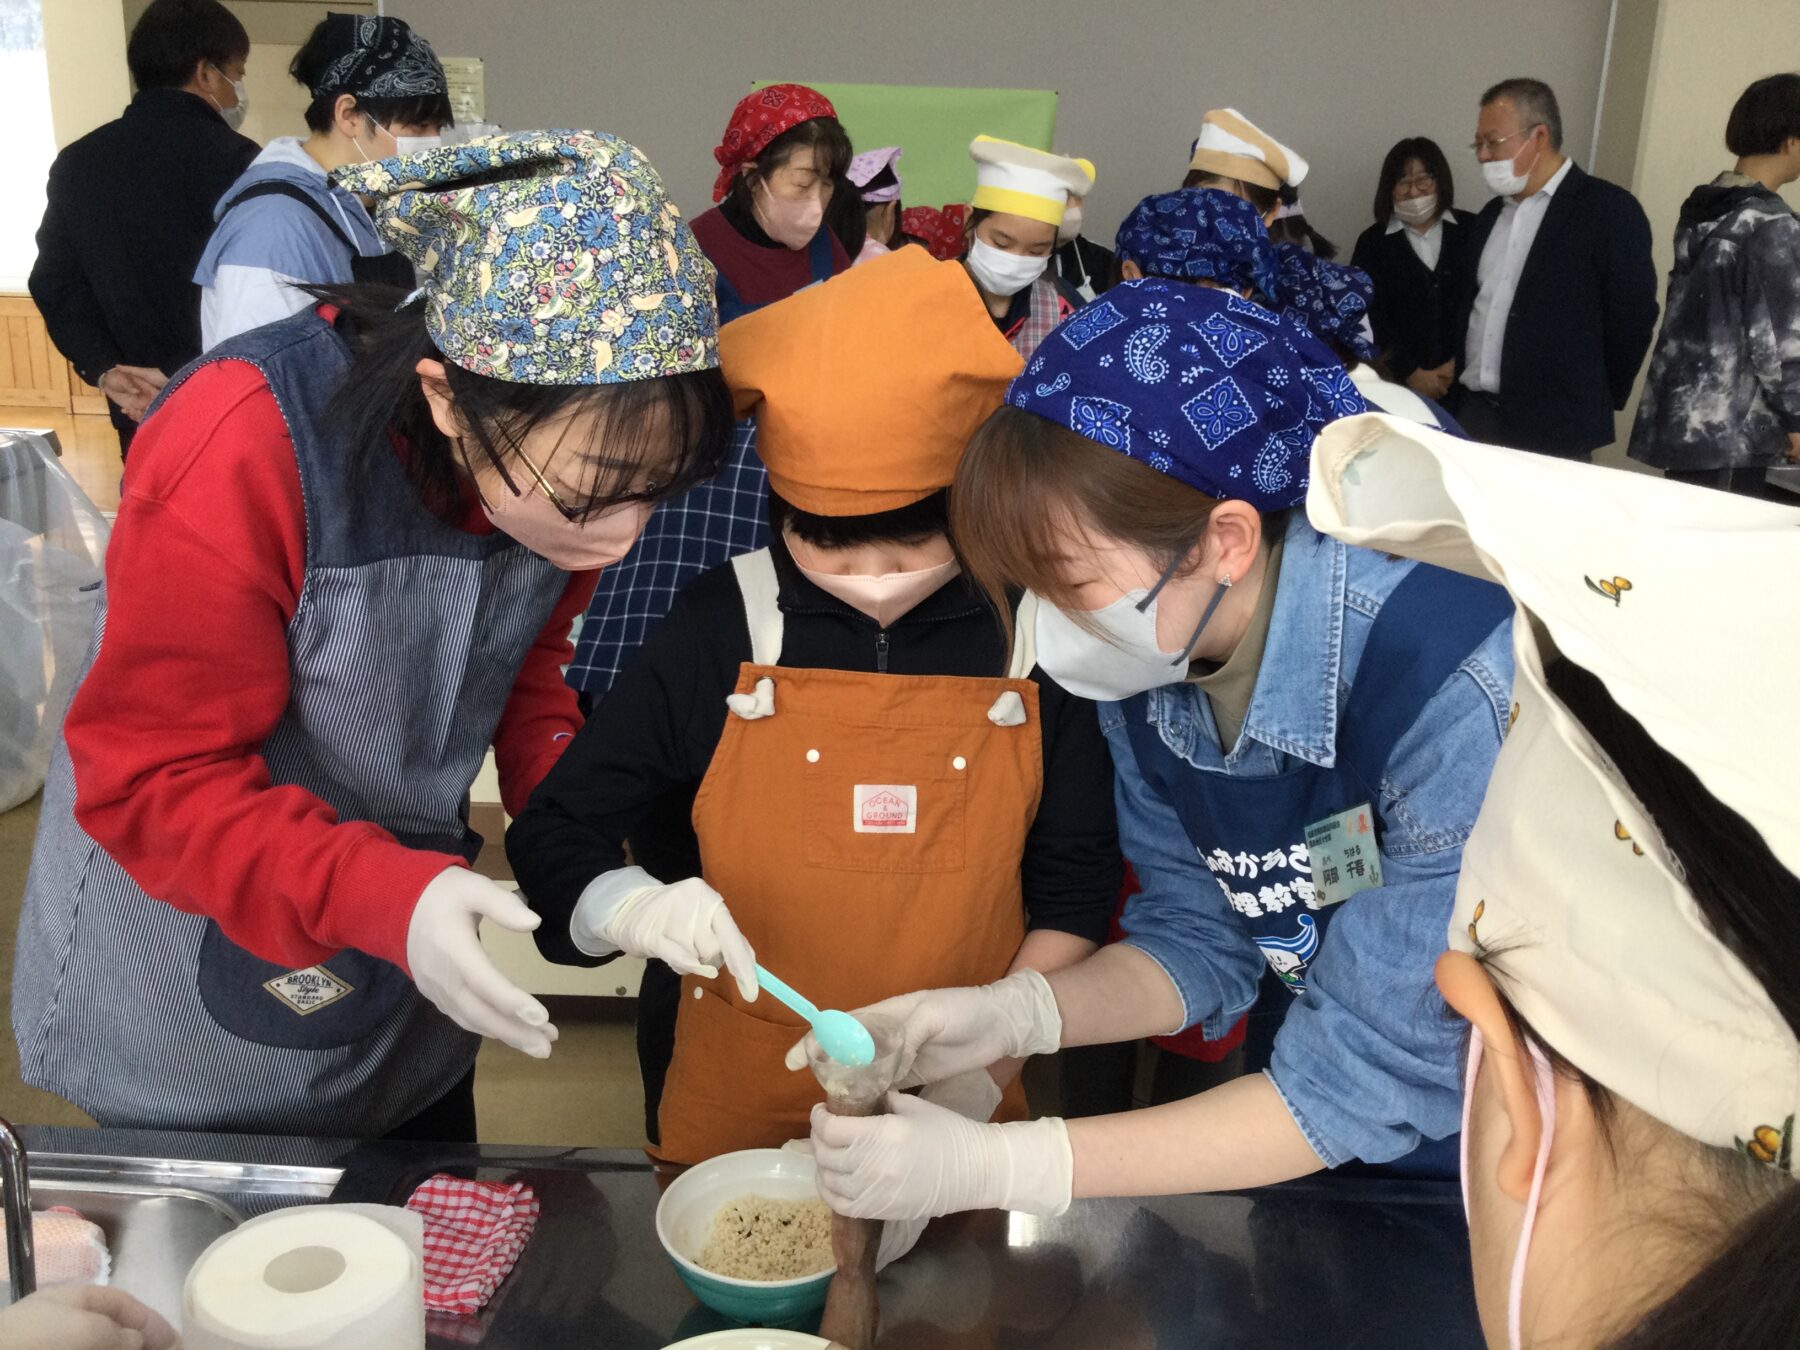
[752, 81, 1058, 209]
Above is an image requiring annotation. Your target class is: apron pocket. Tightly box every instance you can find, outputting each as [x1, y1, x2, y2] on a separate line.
[656, 981, 822, 1164]
[802, 751, 967, 875]
[196, 921, 414, 1050]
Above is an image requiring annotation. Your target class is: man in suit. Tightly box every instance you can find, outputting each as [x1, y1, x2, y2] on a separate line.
[29, 0, 257, 456]
[1451, 78, 1658, 459]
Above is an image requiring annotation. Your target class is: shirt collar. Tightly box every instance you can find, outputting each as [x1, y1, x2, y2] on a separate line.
[1146, 512, 1346, 769]
[1384, 213, 1450, 236]
[1526, 157, 1574, 203]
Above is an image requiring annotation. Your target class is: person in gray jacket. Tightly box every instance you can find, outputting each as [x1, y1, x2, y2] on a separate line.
[1630, 73, 1800, 499]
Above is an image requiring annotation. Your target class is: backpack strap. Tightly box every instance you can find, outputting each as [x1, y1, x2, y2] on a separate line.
[226, 181, 357, 254]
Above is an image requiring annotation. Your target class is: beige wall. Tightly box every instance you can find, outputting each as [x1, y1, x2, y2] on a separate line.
[403, 0, 1615, 249]
[1598, 0, 1800, 462]
[43, 0, 130, 147]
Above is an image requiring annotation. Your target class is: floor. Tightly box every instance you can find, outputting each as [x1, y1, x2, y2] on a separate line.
[2, 404, 125, 514]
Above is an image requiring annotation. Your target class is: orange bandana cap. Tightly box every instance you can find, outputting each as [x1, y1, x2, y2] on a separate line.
[721, 247, 1024, 516]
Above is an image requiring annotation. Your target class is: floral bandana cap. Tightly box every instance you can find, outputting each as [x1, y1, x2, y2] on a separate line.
[1271, 243, 1378, 363]
[712, 83, 838, 202]
[899, 203, 969, 261]
[334, 130, 719, 387]
[1010, 278, 1367, 510]
[1113, 189, 1279, 299]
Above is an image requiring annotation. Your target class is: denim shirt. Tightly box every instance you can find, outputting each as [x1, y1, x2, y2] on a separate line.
[1101, 513, 1514, 1165]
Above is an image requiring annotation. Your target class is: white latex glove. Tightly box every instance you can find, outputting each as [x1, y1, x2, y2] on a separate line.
[571, 866, 758, 1002]
[810, 1092, 1074, 1221]
[0, 1285, 180, 1350]
[407, 866, 557, 1058]
[784, 969, 1062, 1088]
[781, 1137, 925, 1270]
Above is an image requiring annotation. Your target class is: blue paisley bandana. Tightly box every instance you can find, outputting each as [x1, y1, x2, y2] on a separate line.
[335, 131, 718, 386]
[1271, 243, 1378, 363]
[1008, 278, 1368, 509]
[1113, 189, 1279, 297]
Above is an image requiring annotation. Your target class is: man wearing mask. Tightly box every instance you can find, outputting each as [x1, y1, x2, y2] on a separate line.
[196, 13, 452, 348]
[29, 0, 257, 455]
[962, 136, 1094, 357]
[1053, 193, 1115, 302]
[1450, 77, 1658, 459]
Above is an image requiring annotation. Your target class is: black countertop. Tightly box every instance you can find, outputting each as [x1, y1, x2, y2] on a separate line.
[19, 1123, 1484, 1348]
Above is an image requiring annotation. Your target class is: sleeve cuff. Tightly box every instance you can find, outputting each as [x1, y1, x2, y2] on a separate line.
[1117, 935, 1233, 1039]
[570, 864, 656, 957]
[1263, 1068, 1344, 1169]
[324, 836, 464, 972]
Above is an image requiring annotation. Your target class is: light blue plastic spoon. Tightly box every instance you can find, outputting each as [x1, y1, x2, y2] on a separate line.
[755, 964, 875, 1067]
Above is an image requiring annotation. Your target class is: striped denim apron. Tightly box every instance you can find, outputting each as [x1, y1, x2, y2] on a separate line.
[11, 310, 565, 1137]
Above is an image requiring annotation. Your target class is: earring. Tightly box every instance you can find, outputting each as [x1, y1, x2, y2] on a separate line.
[1218, 573, 1234, 588]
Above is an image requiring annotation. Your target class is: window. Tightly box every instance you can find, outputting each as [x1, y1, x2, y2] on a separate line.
[1, 0, 53, 291]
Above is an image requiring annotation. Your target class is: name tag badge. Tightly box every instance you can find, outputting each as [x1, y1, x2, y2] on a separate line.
[1304, 803, 1383, 907]
[853, 784, 917, 834]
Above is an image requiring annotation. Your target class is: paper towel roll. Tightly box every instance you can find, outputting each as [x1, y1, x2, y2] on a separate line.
[183, 1204, 425, 1350]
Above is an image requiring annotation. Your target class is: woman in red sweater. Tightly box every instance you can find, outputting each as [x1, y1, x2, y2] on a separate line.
[10, 131, 734, 1142]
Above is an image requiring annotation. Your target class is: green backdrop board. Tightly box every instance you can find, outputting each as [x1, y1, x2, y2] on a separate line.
[751, 81, 1058, 211]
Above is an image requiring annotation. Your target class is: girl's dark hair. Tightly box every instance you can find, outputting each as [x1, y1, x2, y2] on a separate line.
[1725, 72, 1800, 157]
[825, 179, 868, 259]
[1180, 170, 1281, 218]
[1492, 656, 1800, 1350]
[314, 283, 733, 524]
[1372, 137, 1456, 224]
[290, 22, 454, 134]
[723, 117, 853, 220]
[1267, 214, 1340, 261]
[127, 0, 248, 91]
[772, 488, 950, 550]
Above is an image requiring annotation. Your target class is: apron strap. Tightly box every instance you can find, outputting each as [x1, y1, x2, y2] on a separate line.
[1006, 591, 1040, 680]
[1335, 564, 1513, 799]
[731, 548, 785, 666]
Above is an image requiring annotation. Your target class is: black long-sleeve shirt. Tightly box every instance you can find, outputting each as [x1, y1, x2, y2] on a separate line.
[508, 532, 1123, 966]
[29, 89, 257, 439]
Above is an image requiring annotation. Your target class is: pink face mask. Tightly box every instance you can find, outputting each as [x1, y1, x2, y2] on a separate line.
[480, 484, 651, 573]
[796, 558, 961, 628]
[753, 180, 826, 250]
[1462, 1027, 1557, 1350]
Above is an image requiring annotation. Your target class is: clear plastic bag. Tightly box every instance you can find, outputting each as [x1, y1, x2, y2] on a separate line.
[0, 430, 110, 812]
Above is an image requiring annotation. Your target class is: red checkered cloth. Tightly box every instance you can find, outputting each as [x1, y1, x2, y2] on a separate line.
[405, 1174, 540, 1316]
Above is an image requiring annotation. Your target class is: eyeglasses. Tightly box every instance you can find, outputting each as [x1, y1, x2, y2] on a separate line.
[1395, 174, 1438, 194]
[1470, 125, 1541, 156]
[510, 444, 581, 521]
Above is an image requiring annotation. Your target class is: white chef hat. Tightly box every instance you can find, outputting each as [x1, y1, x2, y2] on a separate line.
[1188, 108, 1309, 191]
[1308, 412, 1800, 1172]
[969, 135, 1095, 227]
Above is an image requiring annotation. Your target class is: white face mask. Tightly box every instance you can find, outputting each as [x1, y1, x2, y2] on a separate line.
[1461, 1028, 1558, 1350]
[966, 237, 1050, 297]
[1393, 193, 1438, 224]
[1480, 136, 1540, 198]
[394, 133, 443, 156]
[207, 65, 248, 131]
[1033, 561, 1233, 702]
[1056, 207, 1084, 244]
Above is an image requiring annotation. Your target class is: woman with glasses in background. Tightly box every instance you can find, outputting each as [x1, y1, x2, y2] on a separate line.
[1351, 138, 1477, 405]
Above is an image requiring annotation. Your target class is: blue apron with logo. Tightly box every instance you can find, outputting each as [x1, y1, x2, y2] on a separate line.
[1122, 563, 1511, 1177]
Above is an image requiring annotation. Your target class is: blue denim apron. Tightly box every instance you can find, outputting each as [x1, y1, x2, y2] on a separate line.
[1122, 563, 1511, 1176]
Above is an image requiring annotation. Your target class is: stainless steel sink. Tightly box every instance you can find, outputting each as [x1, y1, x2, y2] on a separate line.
[14, 1154, 343, 1327]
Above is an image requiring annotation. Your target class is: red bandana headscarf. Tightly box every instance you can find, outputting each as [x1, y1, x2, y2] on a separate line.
[900, 204, 970, 262]
[712, 84, 839, 202]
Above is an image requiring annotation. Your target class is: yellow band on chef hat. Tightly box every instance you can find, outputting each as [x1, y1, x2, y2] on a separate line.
[1307, 412, 1800, 1172]
[969, 135, 1096, 227]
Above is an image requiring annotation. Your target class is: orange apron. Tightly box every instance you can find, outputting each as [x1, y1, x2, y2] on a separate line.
[653, 550, 1044, 1164]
